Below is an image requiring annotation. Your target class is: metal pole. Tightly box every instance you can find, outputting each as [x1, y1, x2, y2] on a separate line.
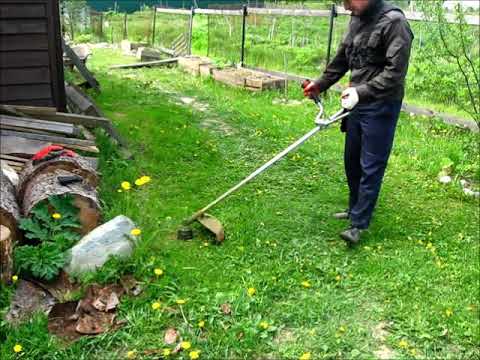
[326, 3, 337, 68]
[123, 12, 128, 40]
[187, 7, 194, 55]
[152, 7, 157, 45]
[240, 5, 247, 67]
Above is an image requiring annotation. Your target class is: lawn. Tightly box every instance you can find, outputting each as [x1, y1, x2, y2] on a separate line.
[0, 48, 478, 360]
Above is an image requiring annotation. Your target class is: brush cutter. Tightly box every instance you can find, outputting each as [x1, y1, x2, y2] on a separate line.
[177, 86, 350, 242]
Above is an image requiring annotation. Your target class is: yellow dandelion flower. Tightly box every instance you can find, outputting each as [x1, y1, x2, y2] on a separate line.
[410, 348, 417, 356]
[13, 344, 22, 353]
[154, 268, 164, 276]
[11, 275, 18, 282]
[151, 302, 161, 310]
[162, 348, 171, 357]
[339, 325, 346, 333]
[176, 299, 186, 305]
[52, 213, 62, 220]
[126, 350, 136, 359]
[189, 350, 201, 360]
[259, 321, 269, 330]
[131, 228, 141, 236]
[299, 352, 311, 360]
[247, 287, 256, 297]
[426, 242, 433, 250]
[135, 178, 144, 186]
[335, 275, 342, 282]
[445, 308, 453, 317]
[398, 339, 408, 349]
[121, 181, 131, 190]
[180, 341, 191, 350]
[198, 320, 205, 328]
[140, 176, 151, 184]
[301, 280, 311, 288]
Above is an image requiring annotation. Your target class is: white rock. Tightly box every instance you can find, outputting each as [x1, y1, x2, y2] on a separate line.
[463, 188, 480, 197]
[438, 175, 452, 184]
[64, 215, 137, 275]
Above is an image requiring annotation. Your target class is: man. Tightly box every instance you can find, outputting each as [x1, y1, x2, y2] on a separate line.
[304, 0, 413, 245]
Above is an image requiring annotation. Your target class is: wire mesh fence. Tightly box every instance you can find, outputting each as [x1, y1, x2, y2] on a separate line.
[205, 13, 244, 64]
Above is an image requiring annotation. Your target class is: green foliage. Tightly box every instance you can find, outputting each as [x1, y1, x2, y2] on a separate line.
[14, 195, 81, 281]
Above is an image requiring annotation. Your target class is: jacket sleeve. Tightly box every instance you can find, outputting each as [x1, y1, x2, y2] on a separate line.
[313, 41, 349, 92]
[356, 15, 413, 101]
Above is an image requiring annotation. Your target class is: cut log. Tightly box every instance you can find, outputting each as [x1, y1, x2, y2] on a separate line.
[0, 225, 14, 284]
[0, 173, 20, 270]
[18, 155, 99, 202]
[65, 84, 104, 118]
[22, 169, 100, 235]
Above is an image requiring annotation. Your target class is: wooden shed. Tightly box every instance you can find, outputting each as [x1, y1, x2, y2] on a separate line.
[0, 0, 66, 110]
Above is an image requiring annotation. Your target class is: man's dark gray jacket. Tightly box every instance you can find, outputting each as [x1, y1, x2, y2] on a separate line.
[314, 0, 414, 103]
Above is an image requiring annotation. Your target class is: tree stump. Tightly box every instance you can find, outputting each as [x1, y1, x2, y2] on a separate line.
[1, 173, 20, 284]
[18, 155, 98, 202]
[22, 169, 101, 235]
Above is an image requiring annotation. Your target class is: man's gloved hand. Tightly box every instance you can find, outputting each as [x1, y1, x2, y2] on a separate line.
[341, 87, 359, 110]
[303, 81, 321, 99]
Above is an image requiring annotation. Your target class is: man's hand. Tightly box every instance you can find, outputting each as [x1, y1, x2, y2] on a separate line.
[303, 81, 321, 99]
[341, 87, 359, 110]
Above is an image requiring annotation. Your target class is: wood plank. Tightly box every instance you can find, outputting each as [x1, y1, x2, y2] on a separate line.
[0, 155, 29, 163]
[195, 9, 242, 16]
[109, 58, 179, 70]
[0, 130, 95, 147]
[62, 40, 100, 91]
[2, 98, 54, 107]
[0, 124, 58, 135]
[1, 105, 57, 115]
[0, 115, 79, 136]
[0, 84, 52, 102]
[78, 125, 96, 141]
[0, 34, 49, 51]
[0, 3, 46, 18]
[0, 19, 47, 34]
[1, 67, 51, 85]
[156, 8, 191, 15]
[0, 50, 50, 68]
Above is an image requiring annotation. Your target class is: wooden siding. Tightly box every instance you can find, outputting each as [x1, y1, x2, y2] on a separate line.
[0, 0, 66, 110]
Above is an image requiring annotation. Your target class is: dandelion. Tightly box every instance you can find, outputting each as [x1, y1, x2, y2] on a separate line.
[335, 275, 342, 282]
[299, 352, 311, 360]
[121, 181, 131, 190]
[162, 348, 171, 357]
[189, 350, 201, 360]
[426, 242, 433, 250]
[259, 321, 269, 330]
[52, 213, 62, 220]
[398, 339, 409, 349]
[131, 228, 141, 236]
[11, 275, 18, 282]
[13, 344, 22, 353]
[140, 176, 151, 184]
[445, 308, 453, 317]
[247, 287, 256, 297]
[198, 320, 205, 328]
[126, 350, 136, 359]
[180, 341, 191, 350]
[176, 299, 187, 305]
[338, 325, 346, 333]
[154, 268, 164, 276]
[301, 280, 311, 288]
[151, 301, 161, 310]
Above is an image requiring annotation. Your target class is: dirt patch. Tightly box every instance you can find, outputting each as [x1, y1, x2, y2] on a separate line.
[371, 322, 398, 359]
[178, 96, 209, 112]
[373, 345, 397, 360]
[200, 118, 234, 135]
[273, 328, 296, 345]
[372, 321, 390, 342]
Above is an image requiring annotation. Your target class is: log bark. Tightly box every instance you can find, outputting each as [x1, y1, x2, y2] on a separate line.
[1, 173, 20, 283]
[22, 169, 100, 235]
[18, 155, 98, 202]
[0, 225, 13, 284]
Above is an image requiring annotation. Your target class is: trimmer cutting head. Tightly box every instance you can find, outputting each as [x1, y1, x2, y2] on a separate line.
[177, 213, 225, 243]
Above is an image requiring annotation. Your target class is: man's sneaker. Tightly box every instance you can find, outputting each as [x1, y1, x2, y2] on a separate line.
[333, 211, 349, 220]
[340, 227, 364, 245]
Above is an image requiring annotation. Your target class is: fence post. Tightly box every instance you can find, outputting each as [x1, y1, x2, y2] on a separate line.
[152, 7, 157, 45]
[240, 5, 247, 67]
[99, 12, 104, 39]
[187, 7, 194, 55]
[326, 3, 337, 68]
[123, 12, 128, 40]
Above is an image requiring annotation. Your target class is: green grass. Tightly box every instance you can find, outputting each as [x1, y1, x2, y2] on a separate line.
[0, 49, 478, 359]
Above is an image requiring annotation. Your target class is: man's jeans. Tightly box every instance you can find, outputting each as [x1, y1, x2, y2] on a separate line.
[344, 100, 402, 229]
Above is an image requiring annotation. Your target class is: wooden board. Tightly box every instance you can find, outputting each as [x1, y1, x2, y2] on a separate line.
[109, 58, 178, 70]
[62, 40, 100, 92]
[0, 115, 79, 136]
[1, 135, 99, 155]
[0, 129, 94, 147]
